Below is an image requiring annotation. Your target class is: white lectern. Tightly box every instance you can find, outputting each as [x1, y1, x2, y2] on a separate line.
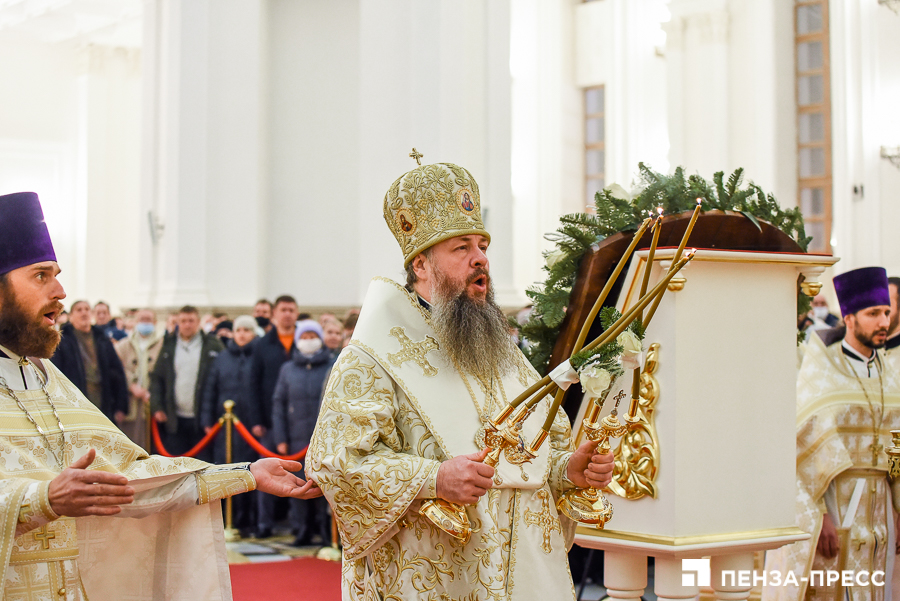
[572, 248, 839, 601]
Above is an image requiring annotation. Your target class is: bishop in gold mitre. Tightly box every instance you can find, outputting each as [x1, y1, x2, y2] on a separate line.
[764, 267, 900, 601]
[307, 153, 613, 600]
[0, 191, 321, 600]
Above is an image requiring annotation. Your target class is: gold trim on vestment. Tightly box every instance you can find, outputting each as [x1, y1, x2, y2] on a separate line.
[576, 525, 808, 546]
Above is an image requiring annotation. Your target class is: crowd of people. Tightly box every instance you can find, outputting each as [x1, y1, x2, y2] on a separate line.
[47, 296, 357, 544]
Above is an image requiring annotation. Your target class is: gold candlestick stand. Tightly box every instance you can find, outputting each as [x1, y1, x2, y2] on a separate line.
[222, 400, 241, 543]
[557, 390, 627, 527]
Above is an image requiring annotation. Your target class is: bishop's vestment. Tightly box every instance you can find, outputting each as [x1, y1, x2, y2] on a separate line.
[307, 277, 579, 600]
[0, 350, 255, 601]
[763, 334, 900, 601]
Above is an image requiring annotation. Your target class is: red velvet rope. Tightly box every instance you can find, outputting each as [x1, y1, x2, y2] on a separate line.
[233, 420, 308, 461]
[151, 419, 222, 458]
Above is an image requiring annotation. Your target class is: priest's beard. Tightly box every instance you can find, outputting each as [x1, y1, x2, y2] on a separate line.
[430, 265, 517, 380]
[856, 328, 888, 350]
[0, 282, 62, 358]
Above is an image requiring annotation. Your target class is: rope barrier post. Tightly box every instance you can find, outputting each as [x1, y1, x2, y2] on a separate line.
[223, 400, 241, 543]
[144, 398, 152, 453]
[316, 512, 341, 561]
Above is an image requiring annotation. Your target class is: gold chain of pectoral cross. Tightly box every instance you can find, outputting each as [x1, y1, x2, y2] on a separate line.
[843, 353, 886, 467]
[459, 368, 508, 432]
[0, 361, 66, 468]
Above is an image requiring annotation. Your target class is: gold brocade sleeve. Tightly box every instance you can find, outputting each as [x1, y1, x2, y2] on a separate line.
[547, 405, 576, 497]
[195, 463, 256, 505]
[0, 478, 35, 599]
[14, 480, 58, 539]
[307, 347, 442, 561]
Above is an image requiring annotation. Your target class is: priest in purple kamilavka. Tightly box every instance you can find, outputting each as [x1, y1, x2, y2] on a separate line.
[764, 266, 900, 601]
[0, 191, 322, 601]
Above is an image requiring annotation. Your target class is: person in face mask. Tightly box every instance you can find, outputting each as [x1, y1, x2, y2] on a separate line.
[114, 308, 166, 448]
[810, 295, 840, 328]
[271, 319, 335, 546]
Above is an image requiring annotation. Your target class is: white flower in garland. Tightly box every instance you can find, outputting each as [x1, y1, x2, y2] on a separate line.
[545, 248, 567, 269]
[579, 363, 613, 397]
[606, 183, 636, 202]
[617, 330, 644, 370]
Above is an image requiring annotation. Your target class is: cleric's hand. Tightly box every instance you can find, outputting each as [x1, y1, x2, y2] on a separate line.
[818, 512, 839, 559]
[436, 448, 494, 505]
[250, 459, 323, 500]
[566, 441, 614, 489]
[49, 449, 135, 517]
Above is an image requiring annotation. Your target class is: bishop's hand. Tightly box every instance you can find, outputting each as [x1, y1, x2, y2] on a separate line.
[566, 441, 614, 489]
[249, 459, 323, 500]
[436, 448, 494, 505]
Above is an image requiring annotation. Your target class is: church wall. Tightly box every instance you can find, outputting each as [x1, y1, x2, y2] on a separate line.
[665, 0, 796, 208]
[79, 46, 143, 310]
[829, 0, 900, 278]
[0, 39, 79, 296]
[204, 0, 269, 307]
[0, 37, 142, 312]
[873, 7, 900, 279]
[358, 0, 517, 305]
[265, 0, 361, 305]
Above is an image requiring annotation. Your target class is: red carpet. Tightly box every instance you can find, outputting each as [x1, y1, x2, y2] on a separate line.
[230, 558, 342, 601]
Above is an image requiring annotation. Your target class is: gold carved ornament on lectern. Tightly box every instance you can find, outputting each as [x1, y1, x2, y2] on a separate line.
[607, 342, 661, 501]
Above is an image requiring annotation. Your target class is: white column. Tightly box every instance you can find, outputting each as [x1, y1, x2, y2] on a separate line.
[74, 45, 142, 310]
[140, 0, 268, 308]
[603, 551, 647, 601]
[358, 0, 516, 304]
[710, 553, 754, 601]
[665, 0, 730, 177]
[654, 556, 700, 601]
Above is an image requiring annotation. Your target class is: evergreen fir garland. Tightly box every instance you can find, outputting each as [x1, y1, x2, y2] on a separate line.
[521, 164, 813, 374]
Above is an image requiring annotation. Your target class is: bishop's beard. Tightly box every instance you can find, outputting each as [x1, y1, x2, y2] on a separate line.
[0, 283, 62, 359]
[430, 266, 517, 380]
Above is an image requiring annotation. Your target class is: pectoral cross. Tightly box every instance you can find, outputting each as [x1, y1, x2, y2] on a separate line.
[33, 526, 55, 549]
[409, 148, 423, 165]
[870, 442, 883, 466]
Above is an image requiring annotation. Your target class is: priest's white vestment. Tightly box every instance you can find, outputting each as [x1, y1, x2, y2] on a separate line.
[307, 277, 579, 600]
[0, 357, 255, 601]
[764, 335, 900, 601]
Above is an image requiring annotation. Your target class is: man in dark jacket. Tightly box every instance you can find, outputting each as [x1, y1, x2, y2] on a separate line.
[51, 300, 128, 421]
[249, 294, 298, 538]
[150, 305, 223, 460]
[272, 319, 335, 546]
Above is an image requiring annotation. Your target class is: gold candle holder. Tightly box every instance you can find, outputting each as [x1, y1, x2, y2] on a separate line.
[556, 390, 627, 528]
[420, 407, 537, 543]
[886, 430, 900, 481]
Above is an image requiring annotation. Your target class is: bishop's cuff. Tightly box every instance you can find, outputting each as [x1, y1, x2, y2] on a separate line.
[414, 460, 441, 500]
[549, 450, 577, 496]
[15, 480, 59, 538]
[196, 462, 257, 505]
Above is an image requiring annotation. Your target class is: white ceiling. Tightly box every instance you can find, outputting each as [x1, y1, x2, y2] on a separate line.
[0, 0, 141, 47]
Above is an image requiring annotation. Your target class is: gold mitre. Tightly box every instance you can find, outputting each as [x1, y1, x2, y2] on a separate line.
[383, 155, 490, 267]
